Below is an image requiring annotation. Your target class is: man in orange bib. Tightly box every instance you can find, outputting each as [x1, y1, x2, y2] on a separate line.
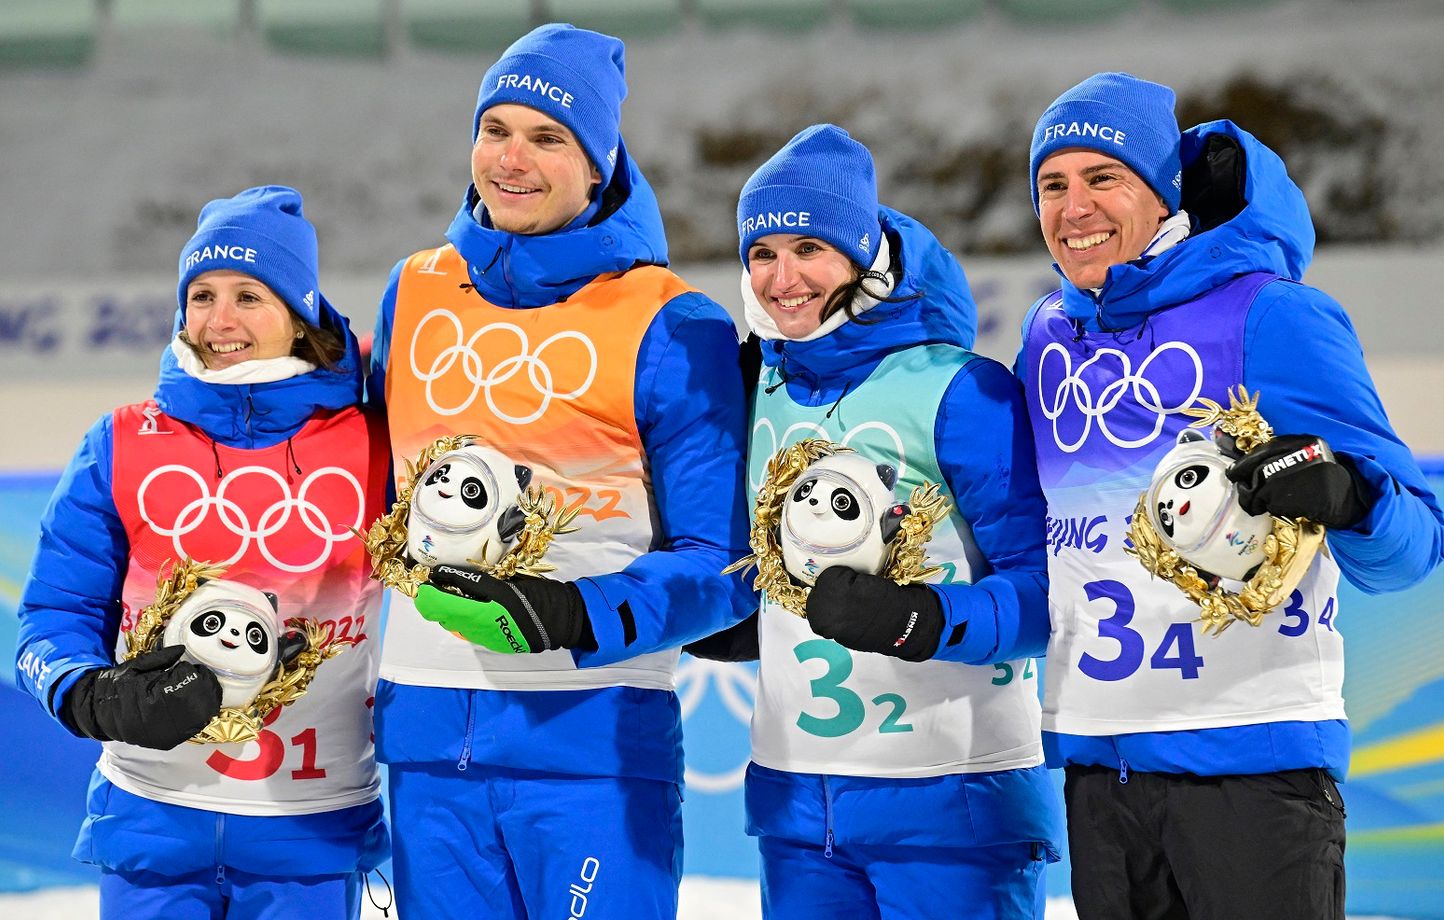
[366, 23, 751, 920]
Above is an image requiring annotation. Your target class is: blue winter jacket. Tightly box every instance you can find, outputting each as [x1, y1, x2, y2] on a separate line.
[748, 207, 1060, 854]
[1021, 120, 1444, 778]
[367, 141, 753, 784]
[14, 298, 387, 875]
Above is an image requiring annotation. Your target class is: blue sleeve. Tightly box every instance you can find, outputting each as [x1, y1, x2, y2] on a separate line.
[572, 292, 754, 666]
[364, 258, 406, 409]
[14, 415, 129, 728]
[1243, 281, 1444, 594]
[925, 357, 1051, 665]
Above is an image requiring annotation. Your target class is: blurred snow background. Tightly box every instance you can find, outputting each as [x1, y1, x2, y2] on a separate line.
[3, 0, 1440, 278]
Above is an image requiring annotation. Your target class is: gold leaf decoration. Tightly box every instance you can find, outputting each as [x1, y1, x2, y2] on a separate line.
[723, 438, 952, 617]
[123, 559, 357, 745]
[1126, 387, 1326, 635]
[1183, 384, 1274, 454]
[359, 435, 579, 596]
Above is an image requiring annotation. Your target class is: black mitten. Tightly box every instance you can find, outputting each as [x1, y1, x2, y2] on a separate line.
[1226, 434, 1370, 529]
[61, 646, 223, 750]
[805, 568, 944, 662]
[684, 611, 760, 662]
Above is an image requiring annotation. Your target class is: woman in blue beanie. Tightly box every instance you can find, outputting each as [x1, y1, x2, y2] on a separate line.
[690, 125, 1061, 918]
[15, 186, 391, 919]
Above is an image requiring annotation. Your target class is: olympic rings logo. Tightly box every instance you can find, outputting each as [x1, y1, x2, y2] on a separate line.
[1037, 340, 1204, 453]
[676, 657, 757, 793]
[136, 465, 365, 574]
[750, 419, 907, 493]
[408, 309, 598, 424]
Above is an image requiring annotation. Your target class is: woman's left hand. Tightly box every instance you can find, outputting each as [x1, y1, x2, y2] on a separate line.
[805, 568, 943, 661]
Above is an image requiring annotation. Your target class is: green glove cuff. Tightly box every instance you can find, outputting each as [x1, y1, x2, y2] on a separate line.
[415, 584, 533, 654]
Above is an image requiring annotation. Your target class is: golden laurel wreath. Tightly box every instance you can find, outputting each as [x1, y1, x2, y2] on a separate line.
[359, 434, 580, 597]
[1125, 386, 1327, 636]
[723, 438, 952, 618]
[123, 558, 357, 745]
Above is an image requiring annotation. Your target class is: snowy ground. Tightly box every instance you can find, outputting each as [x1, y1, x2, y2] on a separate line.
[0, 881, 1077, 919]
[0, 882, 1413, 919]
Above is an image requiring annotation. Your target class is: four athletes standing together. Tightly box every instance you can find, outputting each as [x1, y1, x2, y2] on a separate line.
[15, 22, 1444, 920]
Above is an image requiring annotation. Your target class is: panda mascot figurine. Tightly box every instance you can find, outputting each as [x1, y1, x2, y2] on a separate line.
[1144, 428, 1274, 582]
[780, 452, 911, 586]
[161, 579, 305, 709]
[407, 444, 533, 570]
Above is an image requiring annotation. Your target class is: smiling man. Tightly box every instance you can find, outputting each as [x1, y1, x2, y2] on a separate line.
[365, 23, 751, 920]
[1017, 72, 1444, 920]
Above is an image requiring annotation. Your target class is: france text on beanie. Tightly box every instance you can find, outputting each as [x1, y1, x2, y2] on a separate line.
[1029, 72, 1183, 215]
[737, 124, 882, 269]
[474, 23, 627, 190]
[177, 185, 322, 327]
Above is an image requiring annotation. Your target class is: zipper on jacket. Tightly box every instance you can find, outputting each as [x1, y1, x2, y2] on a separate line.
[1112, 737, 1129, 785]
[821, 775, 835, 859]
[214, 814, 226, 886]
[457, 691, 476, 772]
[242, 388, 256, 441]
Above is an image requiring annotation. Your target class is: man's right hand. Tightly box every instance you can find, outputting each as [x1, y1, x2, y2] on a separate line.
[61, 646, 223, 750]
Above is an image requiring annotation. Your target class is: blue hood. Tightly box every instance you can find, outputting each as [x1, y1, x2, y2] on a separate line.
[445, 139, 669, 309]
[760, 206, 977, 392]
[156, 295, 363, 448]
[1060, 120, 1315, 329]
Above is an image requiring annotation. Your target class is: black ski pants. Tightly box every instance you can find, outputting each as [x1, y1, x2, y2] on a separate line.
[1064, 764, 1347, 920]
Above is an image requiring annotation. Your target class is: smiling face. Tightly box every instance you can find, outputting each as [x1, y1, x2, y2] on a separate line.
[1036, 149, 1170, 290]
[779, 452, 899, 585]
[184, 270, 298, 369]
[1145, 429, 1273, 581]
[407, 445, 531, 567]
[786, 473, 868, 550]
[747, 234, 859, 339]
[472, 103, 601, 236]
[415, 455, 501, 531]
[187, 605, 272, 673]
[1154, 461, 1223, 547]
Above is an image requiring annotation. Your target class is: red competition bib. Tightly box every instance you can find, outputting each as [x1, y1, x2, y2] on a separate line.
[102, 401, 391, 816]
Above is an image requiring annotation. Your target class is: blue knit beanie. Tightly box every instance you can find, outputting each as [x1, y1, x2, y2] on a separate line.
[177, 185, 321, 326]
[1029, 72, 1183, 215]
[737, 124, 881, 268]
[474, 23, 627, 190]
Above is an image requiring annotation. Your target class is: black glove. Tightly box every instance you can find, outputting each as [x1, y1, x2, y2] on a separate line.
[1226, 434, 1370, 529]
[805, 568, 944, 662]
[61, 646, 223, 750]
[684, 611, 760, 662]
[419, 564, 595, 654]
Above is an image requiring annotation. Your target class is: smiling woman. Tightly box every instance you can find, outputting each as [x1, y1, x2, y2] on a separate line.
[182, 271, 297, 368]
[695, 123, 1062, 919]
[12, 183, 391, 920]
[173, 187, 348, 374]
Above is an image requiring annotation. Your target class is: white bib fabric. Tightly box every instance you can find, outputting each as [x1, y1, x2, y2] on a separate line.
[747, 344, 1044, 778]
[1040, 481, 1345, 737]
[99, 635, 381, 816]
